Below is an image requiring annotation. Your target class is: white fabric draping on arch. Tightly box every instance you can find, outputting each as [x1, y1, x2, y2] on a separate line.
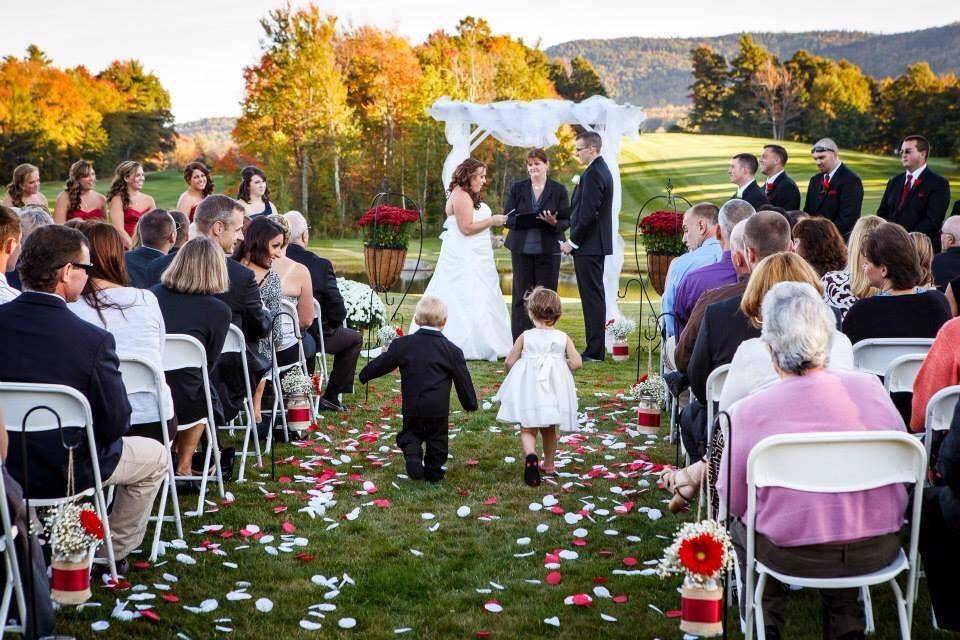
[429, 96, 646, 348]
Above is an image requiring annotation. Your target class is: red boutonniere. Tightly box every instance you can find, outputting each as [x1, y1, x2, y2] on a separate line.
[828, 189, 838, 196]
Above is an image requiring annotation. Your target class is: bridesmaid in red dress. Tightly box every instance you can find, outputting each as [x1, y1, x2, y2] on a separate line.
[176, 161, 214, 221]
[53, 160, 107, 224]
[2, 163, 48, 209]
[106, 161, 155, 248]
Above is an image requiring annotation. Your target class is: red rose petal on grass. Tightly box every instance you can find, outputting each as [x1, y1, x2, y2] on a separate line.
[665, 609, 682, 618]
[483, 497, 497, 506]
[466, 459, 479, 466]
[372, 499, 391, 508]
[263, 493, 277, 501]
[294, 552, 315, 563]
[281, 522, 296, 534]
[104, 579, 131, 591]
[220, 530, 234, 539]
[475, 632, 491, 639]
[592, 576, 608, 584]
[622, 557, 638, 567]
[572, 538, 586, 547]
[133, 561, 151, 571]
[549, 506, 565, 515]
[544, 553, 560, 565]
[598, 549, 614, 557]
[571, 593, 593, 606]
[612, 594, 628, 604]
[278, 476, 292, 483]
[162, 594, 180, 603]
[272, 505, 287, 514]
[545, 571, 562, 585]
[140, 610, 160, 622]
[347, 473, 363, 482]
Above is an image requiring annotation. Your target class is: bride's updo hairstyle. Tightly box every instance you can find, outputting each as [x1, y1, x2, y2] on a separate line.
[448, 158, 485, 210]
[525, 286, 562, 327]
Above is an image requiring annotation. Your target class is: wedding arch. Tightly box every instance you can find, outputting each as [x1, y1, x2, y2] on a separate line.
[428, 95, 646, 336]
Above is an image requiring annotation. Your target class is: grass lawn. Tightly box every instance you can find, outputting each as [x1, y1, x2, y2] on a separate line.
[49, 294, 942, 639]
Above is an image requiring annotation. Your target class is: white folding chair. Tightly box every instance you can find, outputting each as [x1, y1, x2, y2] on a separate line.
[0, 382, 119, 581]
[312, 298, 329, 394]
[162, 334, 225, 516]
[0, 459, 27, 638]
[218, 325, 262, 481]
[263, 301, 315, 449]
[705, 364, 730, 450]
[742, 431, 926, 640]
[853, 338, 933, 377]
[883, 354, 926, 394]
[923, 384, 960, 465]
[117, 356, 182, 561]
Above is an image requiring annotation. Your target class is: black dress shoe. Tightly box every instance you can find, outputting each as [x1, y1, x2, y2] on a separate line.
[580, 353, 602, 362]
[92, 557, 129, 579]
[317, 397, 346, 412]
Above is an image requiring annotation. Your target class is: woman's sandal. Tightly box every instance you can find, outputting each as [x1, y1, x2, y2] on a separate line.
[524, 454, 541, 487]
[661, 463, 703, 514]
[540, 463, 556, 476]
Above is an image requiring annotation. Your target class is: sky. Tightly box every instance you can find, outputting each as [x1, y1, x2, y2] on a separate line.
[6, 0, 959, 123]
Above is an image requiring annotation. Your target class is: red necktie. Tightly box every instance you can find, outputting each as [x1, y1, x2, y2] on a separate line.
[765, 182, 775, 194]
[897, 174, 914, 210]
[821, 175, 830, 192]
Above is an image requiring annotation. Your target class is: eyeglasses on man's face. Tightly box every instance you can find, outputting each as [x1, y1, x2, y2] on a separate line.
[59, 262, 94, 275]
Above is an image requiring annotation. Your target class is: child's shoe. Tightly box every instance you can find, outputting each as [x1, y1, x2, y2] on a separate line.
[523, 454, 541, 487]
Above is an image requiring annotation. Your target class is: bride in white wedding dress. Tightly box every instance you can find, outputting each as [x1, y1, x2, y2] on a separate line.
[410, 158, 513, 361]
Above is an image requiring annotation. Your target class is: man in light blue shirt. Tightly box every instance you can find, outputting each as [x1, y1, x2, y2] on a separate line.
[661, 203, 721, 338]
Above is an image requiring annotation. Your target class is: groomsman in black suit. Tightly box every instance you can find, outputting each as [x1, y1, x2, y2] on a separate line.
[877, 135, 952, 252]
[803, 138, 864, 238]
[560, 131, 613, 361]
[759, 144, 801, 210]
[727, 153, 768, 210]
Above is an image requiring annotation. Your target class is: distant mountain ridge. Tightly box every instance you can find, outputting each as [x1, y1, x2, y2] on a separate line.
[546, 23, 960, 107]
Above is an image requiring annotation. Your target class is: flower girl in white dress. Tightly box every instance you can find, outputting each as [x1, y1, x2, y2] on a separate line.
[495, 287, 581, 486]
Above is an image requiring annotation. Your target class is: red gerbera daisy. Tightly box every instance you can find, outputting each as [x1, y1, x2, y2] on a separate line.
[80, 509, 104, 540]
[677, 533, 724, 576]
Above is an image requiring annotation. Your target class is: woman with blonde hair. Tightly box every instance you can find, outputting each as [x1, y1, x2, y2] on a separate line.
[2, 163, 47, 209]
[177, 162, 214, 221]
[151, 237, 232, 476]
[822, 215, 884, 319]
[106, 160, 156, 248]
[910, 231, 935, 289]
[54, 160, 106, 223]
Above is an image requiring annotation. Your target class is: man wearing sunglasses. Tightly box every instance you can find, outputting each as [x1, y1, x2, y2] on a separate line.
[802, 138, 864, 238]
[877, 134, 951, 252]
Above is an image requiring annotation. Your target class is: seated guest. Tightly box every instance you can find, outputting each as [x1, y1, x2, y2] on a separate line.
[168, 209, 189, 256]
[6, 206, 52, 290]
[146, 195, 271, 421]
[672, 199, 755, 336]
[727, 153, 767, 210]
[124, 208, 176, 288]
[359, 296, 477, 482]
[877, 135, 951, 252]
[910, 231, 935, 290]
[0, 205, 21, 303]
[717, 281, 908, 640]
[803, 138, 864, 238]
[0, 225, 167, 571]
[678, 210, 791, 376]
[791, 217, 847, 277]
[842, 222, 951, 345]
[909, 316, 960, 433]
[284, 211, 361, 411]
[933, 215, 960, 289]
[720, 253, 853, 412]
[758, 145, 800, 210]
[919, 399, 960, 632]
[822, 215, 884, 321]
[267, 213, 316, 364]
[151, 238, 232, 476]
[948, 276, 960, 317]
[68, 223, 176, 443]
[660, 203, 721, 341]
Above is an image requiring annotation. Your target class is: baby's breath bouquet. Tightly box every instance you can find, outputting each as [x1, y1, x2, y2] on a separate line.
[44, 501, 104, 561]
[377, 324, 404, 348]
[605, 317, 636, 342]
[631, 373, 666, 409]
[281, 365, 314, 397]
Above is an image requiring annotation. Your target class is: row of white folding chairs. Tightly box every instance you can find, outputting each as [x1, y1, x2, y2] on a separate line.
[0, 458, 28, 638]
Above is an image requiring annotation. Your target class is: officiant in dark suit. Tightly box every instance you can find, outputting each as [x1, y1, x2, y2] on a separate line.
[560, 131, 613, 361]
[727, 153, 768, 210]
[759, 144, 801, 210]
[877, 135, 951, 252]
[803, 138, 864, 238]
[503, 148, 570, 339]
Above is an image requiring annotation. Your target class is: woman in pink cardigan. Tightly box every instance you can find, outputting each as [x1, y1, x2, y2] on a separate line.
[717, 282, 908, 640]
[910, 317, 960, 432]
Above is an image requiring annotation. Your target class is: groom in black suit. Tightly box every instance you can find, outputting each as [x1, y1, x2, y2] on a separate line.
[560, 131, 613, 361]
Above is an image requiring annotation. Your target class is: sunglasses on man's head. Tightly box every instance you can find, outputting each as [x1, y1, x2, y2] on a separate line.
[811, 146, 834, 154]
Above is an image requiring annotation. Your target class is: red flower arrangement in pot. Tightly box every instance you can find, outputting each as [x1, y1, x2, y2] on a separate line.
[638, 210, 684, 296]
[356, 204, 420, 292]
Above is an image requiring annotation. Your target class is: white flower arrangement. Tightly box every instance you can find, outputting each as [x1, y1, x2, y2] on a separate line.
[571, 174, 581, 186]
[281, 365, 314, 397]
[336, 278, 387, 330]
[657, 519, 735, 587]
[605, 317, 636, 342]
[377, 324, 403, 348]
[43, 501, 104, 561]
[631, 373, 667, 409]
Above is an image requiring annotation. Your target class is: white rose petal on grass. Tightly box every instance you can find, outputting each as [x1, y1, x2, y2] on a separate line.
[227, 591, 251, 601]
[503, 456, 516, 463]
[516, 537, 531, 546]
[601, 613, 618, 622]
[394, 629, 412, 634]
[456, 506, 471, 518]
[175, 553, 196, 565]
[647, 509, 663, 521]
[536, 524, 549, 534]
[255, 598, 274, 613]
[558, 550, 579, 561]
[482, 401, 492, 410]
[421, 513, 435, 520]
[542, 495, 558, 507]
[300, 620, 322, 631]
[338, 618, 357, 629]
[572, 528, 588, 538]
[563, 513, 582, 525]
[410, 549, 424, 557]
[314, 603, 337, 612]
[593, 586, 611, 599]
[199, 599, 218, 612]
[528, 502, 543, 512]
[483, 602, 503, 613]
[544, 616, 561, 627]
[91, 621, 110, 632]
[604, 529, 619, 536]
